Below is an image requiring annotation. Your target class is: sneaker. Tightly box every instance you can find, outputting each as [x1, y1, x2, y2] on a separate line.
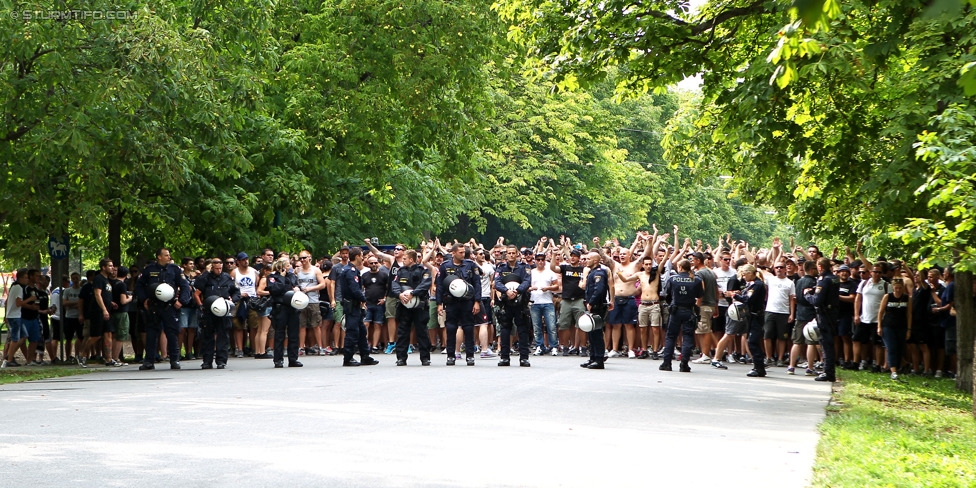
[370, 346, 381, 354]
[608, 350, 620, 358]
[805, 369, 817, 376]
[563, 347, 572, 357]
[440, 348, 448, 354]
[859, 360, 869, 371]
[786, 367, 795, 375]
[798, 361, 808, 368]
[711, 361, 728, 370]
[579, 346, 588, 357]
[408, 345, 416, 354]
[552, 347, 560, 356]
[891, 372, 899, 380]
[627, 349, 636, 359]
[692, 355, 711, 364]
[78, 357, 87, 368]
[639, 350, 650, 359]
[382, 342, 394, 355]
[235, 349, 244, 358]
[935, 370, 943, 378]
[466, 357, 475, 366]
[0, 360, 6, 369]
[533, 346, 543, 356]
[298, 349, 306, 356]
[480, 350, 496, 359]
[737, 355, 749, 364]
[324, 346, 334, 355]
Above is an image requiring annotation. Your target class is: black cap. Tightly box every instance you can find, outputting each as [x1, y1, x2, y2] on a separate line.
[690, 252, 705, 262]
[236, 252, 249, 261]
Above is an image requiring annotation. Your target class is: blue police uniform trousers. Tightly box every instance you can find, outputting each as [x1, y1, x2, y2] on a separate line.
[272, 304, 300, 364]
[662, 305, 696, 366]
[817, 311, 838, 380]
[497, 303, 531, 360]
[144, 305, 180, 366]
[747, 313, 766, 372]
[588, 304, 608, 364]
[445, 299, 476, 359]
[200, 312, 231, 366]
[395, 303, 431, 362]
[342, 301, 370, 361]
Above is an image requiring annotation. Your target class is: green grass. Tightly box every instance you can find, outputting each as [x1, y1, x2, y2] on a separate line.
[813, 370, 976, 487]
[0, 365, 95, 384]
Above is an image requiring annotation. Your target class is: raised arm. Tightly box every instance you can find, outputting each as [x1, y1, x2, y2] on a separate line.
[364, 239, 394, 266]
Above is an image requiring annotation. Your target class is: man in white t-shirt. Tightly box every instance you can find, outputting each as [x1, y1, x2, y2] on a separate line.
[2, 269, 34, 368]
[854, 263, 889, 371]
[529, 252, 559, 355]
[712, 251, 738, 361]
[762, 259, 796, 367]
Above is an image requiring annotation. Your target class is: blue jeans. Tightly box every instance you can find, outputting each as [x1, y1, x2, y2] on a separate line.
[530, 303, 556, 350]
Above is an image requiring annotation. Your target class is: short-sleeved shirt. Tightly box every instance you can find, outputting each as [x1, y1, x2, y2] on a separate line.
[111, 279, 129, 314]
[529, 267, 558, 304]
[362, 267, 389, 305]
[92, 274, 113, 315]
[765, 276, 795, 314]
[62, 286, 81, 319]
[695, 267, 718, 307]
[713, 267, 737, 307]
[857, 279, 889, 323]
[6, 283, 24, 319]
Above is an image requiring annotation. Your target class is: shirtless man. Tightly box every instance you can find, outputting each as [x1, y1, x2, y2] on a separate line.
[593, 232, 648, 358]
[618, 234, 666, 359]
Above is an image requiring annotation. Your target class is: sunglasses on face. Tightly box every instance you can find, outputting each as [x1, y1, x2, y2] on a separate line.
[774, 266, 784, 269]
[395, 247, 404, 251]
[300, 256, 310, 260]
[224, 261, 234, 265]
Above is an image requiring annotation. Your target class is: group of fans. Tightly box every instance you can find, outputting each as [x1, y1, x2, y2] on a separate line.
[0, 228, 964, 380]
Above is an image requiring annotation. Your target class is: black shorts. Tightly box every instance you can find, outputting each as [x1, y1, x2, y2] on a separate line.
[89, 315, 108, 338]
[763, 312, 791, 340]
[907, 324, 929, 344]
[42, 318, 52, 342]
[837, 315, 853, 337]
[927, 323, 946, 350]
[852, 322, 881, 344]
[713, 306, 727, 334]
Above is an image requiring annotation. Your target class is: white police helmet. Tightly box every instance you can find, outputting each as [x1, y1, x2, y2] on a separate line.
[803, 320, 821, 343]
[290, 291, 310, 310]
[153, 283, 175, 303]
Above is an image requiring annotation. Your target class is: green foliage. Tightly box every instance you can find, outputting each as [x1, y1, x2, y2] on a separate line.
[895, 106, 976, 271]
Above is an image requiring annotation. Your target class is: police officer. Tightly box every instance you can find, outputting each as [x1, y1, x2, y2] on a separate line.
[436, 244, 482, 366]
[135, 247, 192, 370]
[391, 249, 433, 366]
[266, 257, 303, 368]
[339, 247, 380, 367]
[492, 245, 531, 367]
[727, 264, 768, 377]
[804, 257, 840, 382]
[660, 259, 703, 372]
[582, 251, 613, 369]
[194, 257, 241, 369]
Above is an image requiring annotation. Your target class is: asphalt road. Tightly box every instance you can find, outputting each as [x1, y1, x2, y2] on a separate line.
[0, 352, 830, 487]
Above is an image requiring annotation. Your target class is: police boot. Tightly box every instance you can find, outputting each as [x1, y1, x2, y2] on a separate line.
[679, 362, 691, 373]
[586, 362, 605, 370]
[659, 362, 672, 371]
[580, 359, 594, 368]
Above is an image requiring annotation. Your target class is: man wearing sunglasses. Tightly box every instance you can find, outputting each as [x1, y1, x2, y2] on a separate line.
[762, 258, 796, 367]
[365, 240, 407, 355]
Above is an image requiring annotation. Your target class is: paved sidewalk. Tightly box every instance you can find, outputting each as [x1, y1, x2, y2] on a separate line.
[0, 354, 829, 487]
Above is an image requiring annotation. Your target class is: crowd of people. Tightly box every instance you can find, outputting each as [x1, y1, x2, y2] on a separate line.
[0, 227, 966, 381]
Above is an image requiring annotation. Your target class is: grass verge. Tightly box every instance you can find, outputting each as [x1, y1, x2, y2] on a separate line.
[0, 365, 95, 384]
[813, 370, 976, 487]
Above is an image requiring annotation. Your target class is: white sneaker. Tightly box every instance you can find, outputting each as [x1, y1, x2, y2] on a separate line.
[935, 370, 943, 378]
[1, 360, 7, 369]
[551, 347, 559, 356]
[692, 355, 712, 364]
[532, 346, 543, 356]
[627, 350, 636, 358]
[608, 350, 620, 358]
[890, 372, 899, 380]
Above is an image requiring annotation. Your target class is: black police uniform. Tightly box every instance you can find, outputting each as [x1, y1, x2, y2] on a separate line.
[492, 261, 531, 365]
[583, 265, 610, 368]
[135, 261, 191, 369]
[391, 263, 432, 364]
[733, 278, 768, 376]
[436, 258, 482, 364]
[195, 270, 241, 368]
[339, 262, 378, 366]
[266, 271, 301, 367]
[660, 271, 703, 372]
[804, 270, 840, 382]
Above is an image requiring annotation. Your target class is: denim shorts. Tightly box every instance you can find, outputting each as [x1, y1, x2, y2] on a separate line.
[179, 307, 200, 329]
[6, 317, 27, 342]
[365, 303, 385, 324]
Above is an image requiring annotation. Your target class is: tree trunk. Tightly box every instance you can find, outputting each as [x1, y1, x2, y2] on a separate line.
[108, 206, 124, 266]
[954, 271, 974, 416]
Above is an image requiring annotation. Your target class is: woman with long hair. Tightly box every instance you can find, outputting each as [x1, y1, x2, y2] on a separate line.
[878, 277, 912, 380]
[252, 264, 274, 359]
[267, 257, 302, 368]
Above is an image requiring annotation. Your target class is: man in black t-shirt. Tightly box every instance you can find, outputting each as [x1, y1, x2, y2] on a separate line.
[552, 248, 587, 356]
[361, 259, 389, 354]
[76, 270, 97, 366]
[109, 266, 132, 366]
[89, 258, 119, 366]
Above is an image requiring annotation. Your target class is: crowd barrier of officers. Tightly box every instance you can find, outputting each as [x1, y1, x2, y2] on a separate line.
[0, 232, 964, 381]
